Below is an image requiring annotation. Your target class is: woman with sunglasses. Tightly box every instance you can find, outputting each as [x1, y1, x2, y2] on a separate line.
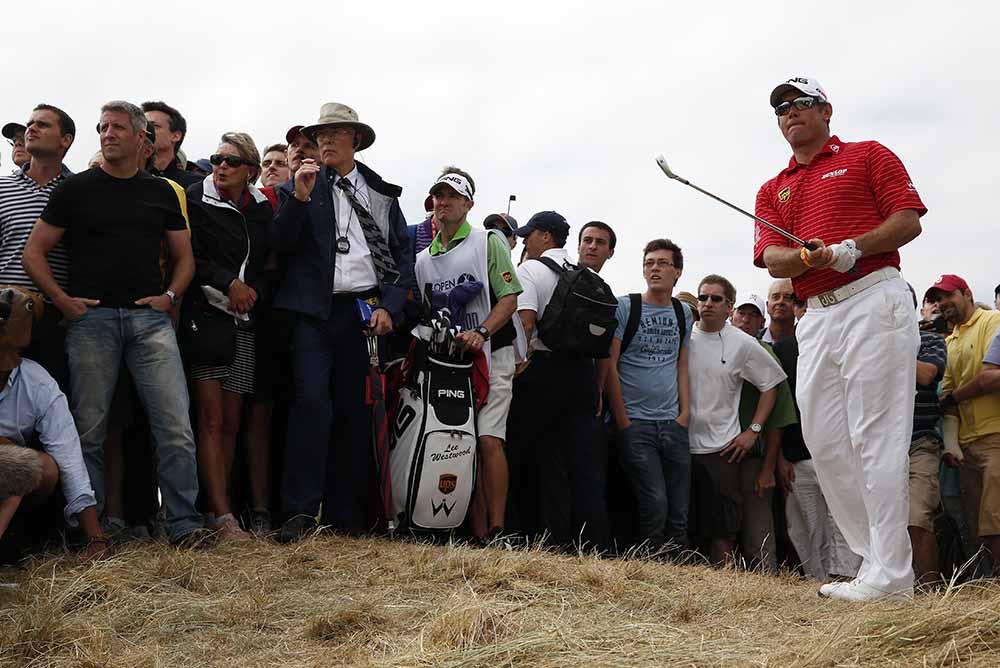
[183, 132, 273, 542]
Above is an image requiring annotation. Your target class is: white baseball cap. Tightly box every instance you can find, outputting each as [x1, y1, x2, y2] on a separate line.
[734, 293, 766, 317]
[429, 173, 474, 200]
[769, 76, 829, 108]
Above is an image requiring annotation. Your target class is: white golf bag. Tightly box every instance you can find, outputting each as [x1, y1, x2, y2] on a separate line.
[390, 350, 478, 531]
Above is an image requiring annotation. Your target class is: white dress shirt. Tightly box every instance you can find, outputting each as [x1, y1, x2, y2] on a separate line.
[332, 166, 378, 293]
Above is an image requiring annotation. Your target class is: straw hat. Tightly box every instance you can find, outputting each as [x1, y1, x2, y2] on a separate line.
[300, 103, 375, 151]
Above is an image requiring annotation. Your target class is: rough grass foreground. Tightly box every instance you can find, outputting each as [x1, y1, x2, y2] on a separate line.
[1, 537, 999, 667]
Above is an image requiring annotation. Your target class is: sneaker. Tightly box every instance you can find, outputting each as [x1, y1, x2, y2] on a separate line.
[171, 527, 216, 550]
[100, 516, 129, 544]
[818, 580, 851, 598]
[213, 514, 252, 543]
[278, 515, 317, 544]
[823, 579, 913, 602]
[248, 510, 272, 537]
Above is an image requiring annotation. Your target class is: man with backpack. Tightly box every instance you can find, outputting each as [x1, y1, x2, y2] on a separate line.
[605, 239, 692, 554]
[506, 211, 615, 551]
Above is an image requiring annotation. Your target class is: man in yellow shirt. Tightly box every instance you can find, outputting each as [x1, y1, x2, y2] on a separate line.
[927, 274, 1000, 575]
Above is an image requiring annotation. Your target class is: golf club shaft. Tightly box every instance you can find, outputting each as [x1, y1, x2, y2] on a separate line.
[670, 174, 816, 251]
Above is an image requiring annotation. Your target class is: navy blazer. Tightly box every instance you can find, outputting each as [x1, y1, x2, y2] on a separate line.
[270, 161, 414, 323]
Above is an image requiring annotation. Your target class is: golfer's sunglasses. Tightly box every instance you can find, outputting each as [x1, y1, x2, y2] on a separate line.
[774, 96, 823, 116]
[697, 294, 728, 303]
[210, 154, 253, 168]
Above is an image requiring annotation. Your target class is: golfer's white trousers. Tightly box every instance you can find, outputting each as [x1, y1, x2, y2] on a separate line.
[786, 459, 862, 581]
[796, 275, 918, 594]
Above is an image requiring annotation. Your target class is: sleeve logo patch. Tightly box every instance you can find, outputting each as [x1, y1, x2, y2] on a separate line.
[501, 271, 514, 283]
[777, 186, 791, 203]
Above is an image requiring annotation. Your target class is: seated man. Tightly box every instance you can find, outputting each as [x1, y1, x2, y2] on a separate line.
[0, 286, 106, 559]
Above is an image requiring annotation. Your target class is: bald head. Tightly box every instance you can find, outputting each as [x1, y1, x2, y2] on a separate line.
[767, 278, 796, 324]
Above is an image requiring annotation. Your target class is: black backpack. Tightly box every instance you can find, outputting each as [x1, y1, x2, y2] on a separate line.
[531, 257, 618, 358]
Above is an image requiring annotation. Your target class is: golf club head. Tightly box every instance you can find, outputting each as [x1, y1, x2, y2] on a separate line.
[655, 154, 678, 180]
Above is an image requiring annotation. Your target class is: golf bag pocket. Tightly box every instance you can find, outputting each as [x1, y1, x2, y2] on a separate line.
[391, 355, 478, 531]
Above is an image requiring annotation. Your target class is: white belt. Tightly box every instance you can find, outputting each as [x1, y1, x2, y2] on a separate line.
[806, 267, 900, 309]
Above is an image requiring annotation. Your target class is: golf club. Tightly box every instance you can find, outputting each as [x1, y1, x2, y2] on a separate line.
[654, 154, 817, 251]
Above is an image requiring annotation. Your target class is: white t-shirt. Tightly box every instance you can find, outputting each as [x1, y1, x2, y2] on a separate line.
[515, 247, 571, 353]
[688, 321, 787, 454]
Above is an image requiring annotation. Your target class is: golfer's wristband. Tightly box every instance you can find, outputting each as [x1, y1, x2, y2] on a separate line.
[799, 247, 813, 267]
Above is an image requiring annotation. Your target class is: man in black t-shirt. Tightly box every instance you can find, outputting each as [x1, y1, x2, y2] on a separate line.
[23, 100, 204, 545]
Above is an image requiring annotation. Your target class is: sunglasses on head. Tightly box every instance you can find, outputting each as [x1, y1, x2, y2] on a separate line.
[210, 154, 251, 168]
[698, 294, 727, 303]
[774, 96, 822, 116]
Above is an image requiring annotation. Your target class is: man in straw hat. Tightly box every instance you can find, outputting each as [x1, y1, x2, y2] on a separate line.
[271, 102, 414, 542]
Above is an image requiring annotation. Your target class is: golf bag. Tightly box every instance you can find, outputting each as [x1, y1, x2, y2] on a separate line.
[390, 345, 478, 531]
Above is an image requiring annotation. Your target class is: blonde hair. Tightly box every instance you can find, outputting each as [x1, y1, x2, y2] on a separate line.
[219, 132, 261, 184]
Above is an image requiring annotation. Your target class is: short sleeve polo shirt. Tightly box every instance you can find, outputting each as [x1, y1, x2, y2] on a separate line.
[753, 136, 927, 299]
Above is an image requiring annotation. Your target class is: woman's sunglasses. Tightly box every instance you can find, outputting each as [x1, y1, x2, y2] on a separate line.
[210, 154, 252, 168]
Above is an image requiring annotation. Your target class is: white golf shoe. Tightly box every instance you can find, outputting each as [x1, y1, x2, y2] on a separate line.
[820, 579, 913, 602]
[818, 580, 851, 598]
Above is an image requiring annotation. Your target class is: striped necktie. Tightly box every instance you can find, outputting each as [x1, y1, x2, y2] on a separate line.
[332, 173, 399, 285]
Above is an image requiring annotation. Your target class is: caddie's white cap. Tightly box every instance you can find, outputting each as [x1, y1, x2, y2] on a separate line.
[769, 76, 829, 108]
[734, 292, 766, 316]
[429, 172, 474, 200]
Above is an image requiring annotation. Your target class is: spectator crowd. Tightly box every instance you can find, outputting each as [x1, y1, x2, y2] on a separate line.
[1, 85, 999, 604]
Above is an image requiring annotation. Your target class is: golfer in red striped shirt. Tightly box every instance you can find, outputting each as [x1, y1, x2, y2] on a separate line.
[754, 77, 927, 601]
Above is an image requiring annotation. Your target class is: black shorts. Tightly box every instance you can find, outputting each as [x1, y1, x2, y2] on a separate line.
[689, 452, 743, 541]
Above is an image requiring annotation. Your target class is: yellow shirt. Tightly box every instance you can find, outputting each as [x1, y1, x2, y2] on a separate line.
[941, 308, 1000, 445]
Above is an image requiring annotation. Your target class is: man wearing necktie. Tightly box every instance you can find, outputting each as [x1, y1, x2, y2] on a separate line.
[270, 103, 414, 542]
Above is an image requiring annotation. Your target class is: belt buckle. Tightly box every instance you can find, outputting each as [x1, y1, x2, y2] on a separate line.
[817, 290, 840, 307]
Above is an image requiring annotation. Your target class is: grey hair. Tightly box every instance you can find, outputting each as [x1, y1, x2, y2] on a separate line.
[220, 132, 262, 184]
[100, 101, 146, 133]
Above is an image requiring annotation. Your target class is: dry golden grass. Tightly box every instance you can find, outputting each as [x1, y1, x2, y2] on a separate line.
[1, 536, 999, 667]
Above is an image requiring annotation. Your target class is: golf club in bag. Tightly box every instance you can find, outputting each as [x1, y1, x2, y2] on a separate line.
[389, 284, 480, 532]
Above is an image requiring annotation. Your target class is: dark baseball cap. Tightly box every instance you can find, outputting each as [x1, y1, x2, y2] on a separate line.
[2, 122, 26, 140]
[483, 213, 519, 235]
[514, 211, 569, 240]
[284, 125, 306, 143]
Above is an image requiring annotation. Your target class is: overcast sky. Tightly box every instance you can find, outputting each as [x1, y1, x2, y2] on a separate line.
[3, 0, 995, 306]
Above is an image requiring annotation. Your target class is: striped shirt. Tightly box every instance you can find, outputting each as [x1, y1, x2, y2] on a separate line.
[0, 164, 71, 293]
[913, 329, 946, 442]
[753, 136, 927, 299]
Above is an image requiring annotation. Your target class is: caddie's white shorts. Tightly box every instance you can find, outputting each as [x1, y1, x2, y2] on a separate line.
[477, 345, 516, 441]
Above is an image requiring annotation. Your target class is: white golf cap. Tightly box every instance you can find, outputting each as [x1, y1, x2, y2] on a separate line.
[429, 173, 474, 200]
[769, 76, 829, 108]
[734, 292, 766, 316]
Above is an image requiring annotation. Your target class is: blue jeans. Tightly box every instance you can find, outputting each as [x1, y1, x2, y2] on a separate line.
[65, 307, 202, 541]
[618, 418, 690, 547]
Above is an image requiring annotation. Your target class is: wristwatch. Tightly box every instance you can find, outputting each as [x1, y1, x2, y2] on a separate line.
[165, 289, 178, 307]
[750, 423, 763, 434]
[474, 325, 491, 341]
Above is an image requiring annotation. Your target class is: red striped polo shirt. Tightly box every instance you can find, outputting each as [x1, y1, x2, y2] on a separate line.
[753, 135, 927, 299]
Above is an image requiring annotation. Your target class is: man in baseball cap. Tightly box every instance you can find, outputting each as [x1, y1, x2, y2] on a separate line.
[2, 122, 29, 169]
[416, 166, 523, 542]
[927, 274, 1000, 578]
[483, 213, 518, 250]
[283, 124, 319, 178]
[730, 290, 798, 573]
[753, 73, 927, 601]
